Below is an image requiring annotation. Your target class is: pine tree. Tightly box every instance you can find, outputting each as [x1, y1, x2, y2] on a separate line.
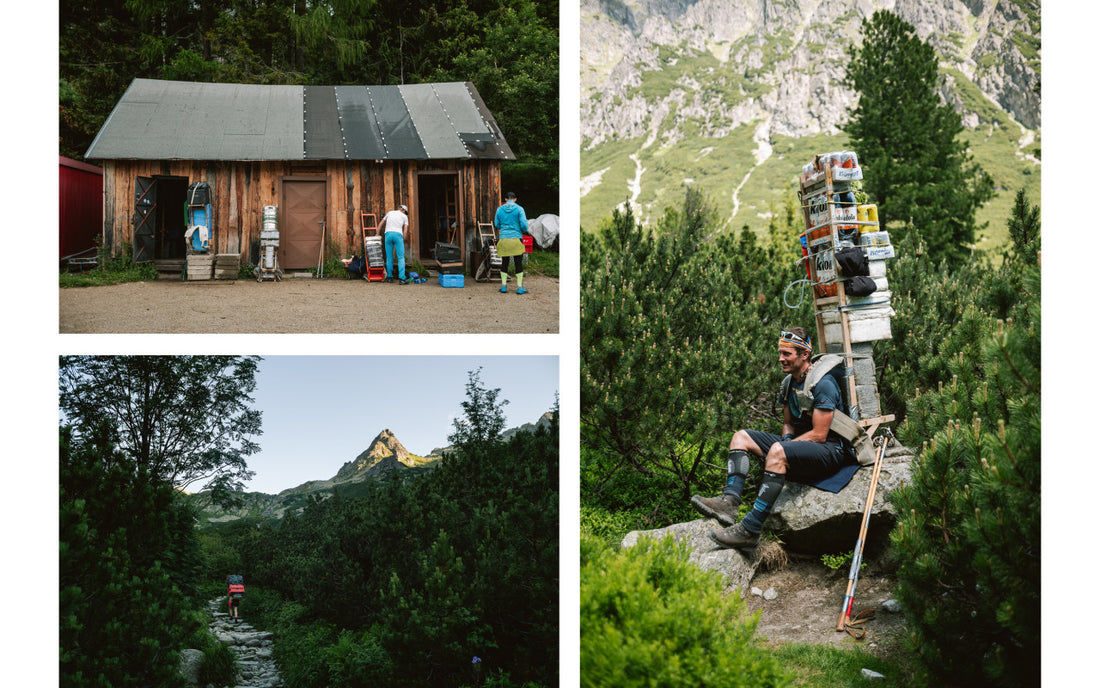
[844, 10, 994, 267]
[889, 260, 1039, 687]
[581, 534, 789, 688]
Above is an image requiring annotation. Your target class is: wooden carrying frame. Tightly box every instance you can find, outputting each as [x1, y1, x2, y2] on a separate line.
[799, 164, 890, 429]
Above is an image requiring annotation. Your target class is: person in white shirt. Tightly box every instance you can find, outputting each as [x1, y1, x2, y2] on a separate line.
[381, 204, 411, 284]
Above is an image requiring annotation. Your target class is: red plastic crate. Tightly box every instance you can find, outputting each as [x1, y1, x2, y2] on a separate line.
[366, 266, 385, 282]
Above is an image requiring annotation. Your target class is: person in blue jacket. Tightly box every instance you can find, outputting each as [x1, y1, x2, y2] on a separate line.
[493, 191, 529, 294]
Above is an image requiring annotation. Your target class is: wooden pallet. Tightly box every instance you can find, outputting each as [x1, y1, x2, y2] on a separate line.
[214, 254, 240, 280]
[186, 254, 214, 281]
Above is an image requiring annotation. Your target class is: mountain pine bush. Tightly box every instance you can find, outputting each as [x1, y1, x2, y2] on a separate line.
[581, 188, 810, 524]
[889, 256, 1039, 687]
[581, 534, 790, 688]
[60, 425, 203, 687]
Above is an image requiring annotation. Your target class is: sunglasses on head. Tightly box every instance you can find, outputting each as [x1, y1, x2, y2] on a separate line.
[780, 330, 810, 347]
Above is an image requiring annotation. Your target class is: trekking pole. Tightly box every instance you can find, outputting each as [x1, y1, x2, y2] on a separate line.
[836, 428, 891, 635]
[317, 220, 326, 278]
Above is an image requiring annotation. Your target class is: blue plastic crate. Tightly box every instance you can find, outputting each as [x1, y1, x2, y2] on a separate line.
[439, 274, 464, 288]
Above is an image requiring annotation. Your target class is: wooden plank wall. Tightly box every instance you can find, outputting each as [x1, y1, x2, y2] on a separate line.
[101, 158, 502, 267]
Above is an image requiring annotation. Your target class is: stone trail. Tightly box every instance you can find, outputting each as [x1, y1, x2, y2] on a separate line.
[205, 598, 283, 688]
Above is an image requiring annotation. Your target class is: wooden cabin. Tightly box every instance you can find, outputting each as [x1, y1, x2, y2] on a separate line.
[85, 78, 515, 273]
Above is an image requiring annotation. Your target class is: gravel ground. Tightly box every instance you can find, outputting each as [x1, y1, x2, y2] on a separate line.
[59, 274, 559, 334]
[744, 553, 908, 658]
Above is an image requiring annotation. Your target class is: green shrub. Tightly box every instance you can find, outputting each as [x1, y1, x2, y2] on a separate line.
[820, 552, 862, 572]
[60, 251, 159, 287]
[183, 621, 239, 687]
[324, 630, 395, 687]
[270, 606, 338, 688]
[581, 534, 790, 688]
[199, 639, 239, 686]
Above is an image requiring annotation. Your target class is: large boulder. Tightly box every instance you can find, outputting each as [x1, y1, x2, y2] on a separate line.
[622, 441, 915, 590]
[768, 442, 914, 554]
[177, 648, 204, 687]
[622, 519, 769, 595]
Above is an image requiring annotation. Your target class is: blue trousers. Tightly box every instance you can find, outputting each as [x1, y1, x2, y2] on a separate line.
[385, 233, 406, 280]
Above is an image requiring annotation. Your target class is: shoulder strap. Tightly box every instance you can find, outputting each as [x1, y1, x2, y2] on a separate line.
[778, 373, 793, 405]
[797, 355, 874, 463]
[790, 354, 838, 413]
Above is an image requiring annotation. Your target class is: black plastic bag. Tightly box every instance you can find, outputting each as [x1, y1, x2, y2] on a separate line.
[835, 245, 869, 276]
[847, 275, 877, 296]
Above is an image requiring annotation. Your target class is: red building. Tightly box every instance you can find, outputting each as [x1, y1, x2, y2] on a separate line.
[59, 156, 104, 263]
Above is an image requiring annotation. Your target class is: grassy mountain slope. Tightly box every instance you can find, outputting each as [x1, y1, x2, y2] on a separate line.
[579, 0, 1041, 253]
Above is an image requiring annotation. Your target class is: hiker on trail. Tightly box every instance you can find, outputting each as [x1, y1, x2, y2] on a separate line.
[494, 191, 529, 295]
[380, 204, 411, 284]
[226, 574, 245, 623]
[692, 327, 858, 549]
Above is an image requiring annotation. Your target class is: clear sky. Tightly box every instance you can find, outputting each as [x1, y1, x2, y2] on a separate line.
[242, 356, 559, 494]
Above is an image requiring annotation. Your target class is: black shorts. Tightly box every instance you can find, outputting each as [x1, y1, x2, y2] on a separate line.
[229, 597, 240, 608]
[744, 430, 855, 483]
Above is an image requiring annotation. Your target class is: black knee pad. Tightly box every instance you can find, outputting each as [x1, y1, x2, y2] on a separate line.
[727, 449, 750, 478]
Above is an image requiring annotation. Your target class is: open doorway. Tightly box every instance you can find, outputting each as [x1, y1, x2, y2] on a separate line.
[416, 173, 459, 262]
[155, 176, 188, 259]
[133, 175, 189, 261]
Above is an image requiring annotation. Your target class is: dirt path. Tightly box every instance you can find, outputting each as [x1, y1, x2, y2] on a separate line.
[744, 553, 908, 659]
[59, 274, 559, 334]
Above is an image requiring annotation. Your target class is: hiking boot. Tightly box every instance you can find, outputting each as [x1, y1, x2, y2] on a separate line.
[500, 285, 508, 293]
[399, 277, 410, 285]
[384, 277, 394, 283]
[690, 493, 740, 527]
[517, 286, 528, 295]
[709, 522, 760, 550]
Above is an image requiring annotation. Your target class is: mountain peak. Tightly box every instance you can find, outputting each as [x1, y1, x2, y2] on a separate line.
[333, 429, 416, 482]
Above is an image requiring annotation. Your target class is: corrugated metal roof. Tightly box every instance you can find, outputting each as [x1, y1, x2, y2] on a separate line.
[86, 78, 515, 162]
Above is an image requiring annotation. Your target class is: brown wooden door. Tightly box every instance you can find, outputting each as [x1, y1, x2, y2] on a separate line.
[280, 179, 326, 269]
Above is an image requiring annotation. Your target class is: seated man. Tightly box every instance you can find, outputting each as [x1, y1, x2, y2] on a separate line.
[691, 327, 857, 549]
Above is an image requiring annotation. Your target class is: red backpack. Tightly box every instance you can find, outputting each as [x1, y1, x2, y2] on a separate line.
[227, 574, 245, 599]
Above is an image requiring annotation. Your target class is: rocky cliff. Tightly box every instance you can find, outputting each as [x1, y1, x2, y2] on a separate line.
[579, 0, 1041, 231]
[581, 0, 1039, 144]
[331, 428, 428, 483]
